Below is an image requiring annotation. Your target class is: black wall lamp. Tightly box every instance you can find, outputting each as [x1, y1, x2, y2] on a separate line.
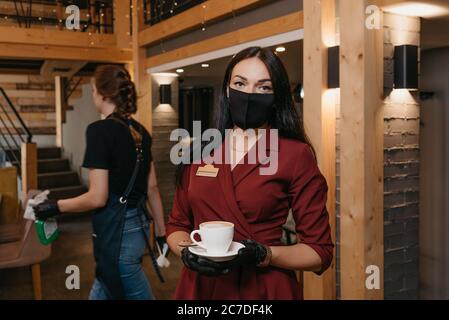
[394, 45, 418, 90]
[328, 46, 340, 89]
[159, 84, 172, 104]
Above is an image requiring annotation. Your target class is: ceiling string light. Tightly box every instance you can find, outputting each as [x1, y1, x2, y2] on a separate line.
[201, 4, 207, 31]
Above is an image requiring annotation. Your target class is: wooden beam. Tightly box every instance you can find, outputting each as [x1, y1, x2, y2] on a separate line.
[0, 26, 117, 48]
[21, 143, 38, 194]
[132, 0, 152, 134]
[138, 0, 264, 47]
[0, 43, 132, 63]
[54, 76, 65, 148]
[146, 11, 303, 68]
[303, 0, 337, 300]
[40, 60, 87, 80]
[339, 0, 384, 299]
[114, 0, 132, 48]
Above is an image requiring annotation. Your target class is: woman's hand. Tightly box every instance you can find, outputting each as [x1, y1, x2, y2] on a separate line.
[156, 235, 167, 250]
[181, 248, 231, 277]
[34, 199, 61, 220]
[228, 239, 270, 268]
[156, 235, 170, 257]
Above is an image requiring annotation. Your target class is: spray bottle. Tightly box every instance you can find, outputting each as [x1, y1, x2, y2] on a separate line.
[35, 218, 59, 245]
[24, 190, 59, 245]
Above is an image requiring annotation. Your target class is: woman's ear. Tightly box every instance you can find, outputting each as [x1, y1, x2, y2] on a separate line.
[226, 87, 230, 99]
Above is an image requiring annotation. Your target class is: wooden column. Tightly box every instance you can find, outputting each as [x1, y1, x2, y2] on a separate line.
[114, 0, 131, 48]
[54, 76, 66, 148]
[132, 0, 152, 134]
[21, 143, 37, 194]
[303, 0, 337, 300]
[339, 0, 384, 299]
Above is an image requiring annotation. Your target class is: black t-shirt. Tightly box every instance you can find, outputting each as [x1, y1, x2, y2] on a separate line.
[82, 115, 153, 207]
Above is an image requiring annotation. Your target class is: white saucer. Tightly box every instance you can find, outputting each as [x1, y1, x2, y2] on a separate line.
[188, 241, 244, 262]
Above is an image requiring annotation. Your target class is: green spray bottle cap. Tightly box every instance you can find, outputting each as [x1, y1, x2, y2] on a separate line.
[35, 218, 59, 245]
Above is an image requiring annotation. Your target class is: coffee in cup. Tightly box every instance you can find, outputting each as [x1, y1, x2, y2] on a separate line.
[190, 221, 234, 255]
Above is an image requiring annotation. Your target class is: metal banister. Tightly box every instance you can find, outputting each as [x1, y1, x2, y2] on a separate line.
[0, 87, 33, 143]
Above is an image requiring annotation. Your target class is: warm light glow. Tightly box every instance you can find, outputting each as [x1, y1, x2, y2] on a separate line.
[155, 104, 175, 112]
[383, 2, 449, 18]
[386, 89, 417, 104]
[152, 72, 179, 77]
[152, 72, 179, 85]
[275, 46, 286, 53]
[176, 69, 184, 73]
[323, 36, 337, 48]
[201, 63, 210, 68]
[323, 88, 340, 105]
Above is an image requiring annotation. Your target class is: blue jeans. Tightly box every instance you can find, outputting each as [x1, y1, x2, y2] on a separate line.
[89, 208, 155, 300]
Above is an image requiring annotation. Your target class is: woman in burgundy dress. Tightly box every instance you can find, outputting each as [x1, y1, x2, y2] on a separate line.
[166, 47, 333, 300]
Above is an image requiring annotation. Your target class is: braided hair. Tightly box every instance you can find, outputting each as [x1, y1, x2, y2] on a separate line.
[94, 65, 141, 144]
[94, 65, 138, 118]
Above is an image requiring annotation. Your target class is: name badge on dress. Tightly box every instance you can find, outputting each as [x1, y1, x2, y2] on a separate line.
[196, 164, 219, 177]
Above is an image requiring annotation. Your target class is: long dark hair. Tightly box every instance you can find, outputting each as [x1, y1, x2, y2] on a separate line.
[175, 46, 315, 185]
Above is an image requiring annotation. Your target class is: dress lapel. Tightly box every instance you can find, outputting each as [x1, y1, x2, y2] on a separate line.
[209, 128, 278, 239]
[202, 137, 252, 238]
[217, 162, 253, 238]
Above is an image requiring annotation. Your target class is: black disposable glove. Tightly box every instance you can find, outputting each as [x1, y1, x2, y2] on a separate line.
[228, 239, 268, 267]
[181, 248, 231, 277]
[34, 199, 61, 221]
[156, 235, 170, 257]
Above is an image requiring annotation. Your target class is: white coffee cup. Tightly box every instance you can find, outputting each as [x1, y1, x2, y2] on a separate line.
[190, 221, 234, 255]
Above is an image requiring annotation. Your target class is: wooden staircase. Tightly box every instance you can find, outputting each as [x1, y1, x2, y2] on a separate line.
[6, 147, 87, 200]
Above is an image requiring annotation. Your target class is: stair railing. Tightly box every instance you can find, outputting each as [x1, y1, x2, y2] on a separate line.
[0, 87, 33, 174]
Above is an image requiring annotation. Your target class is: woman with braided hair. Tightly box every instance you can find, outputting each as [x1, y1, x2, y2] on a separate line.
[33, 65, 167, 300]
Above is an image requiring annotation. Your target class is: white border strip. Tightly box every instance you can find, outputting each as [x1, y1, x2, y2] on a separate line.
[147, 29, 304, 74]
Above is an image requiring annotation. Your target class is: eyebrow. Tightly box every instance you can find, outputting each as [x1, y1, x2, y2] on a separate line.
[233, 75, 272, 83]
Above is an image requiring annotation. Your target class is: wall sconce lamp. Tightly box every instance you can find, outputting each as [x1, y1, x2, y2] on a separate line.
[159, 84, 172, 104]
[394, 45, 418, 90]
[328, 46, 340, 89]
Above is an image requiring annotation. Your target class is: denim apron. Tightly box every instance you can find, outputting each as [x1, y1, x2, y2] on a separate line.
[91, 115, 164, 299]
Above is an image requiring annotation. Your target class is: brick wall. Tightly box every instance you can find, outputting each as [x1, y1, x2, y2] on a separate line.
[0, 74, 84, 136]
[382, 12, 420, 300]
[151, 75, 179, 219]
[335, 98, 341, 299]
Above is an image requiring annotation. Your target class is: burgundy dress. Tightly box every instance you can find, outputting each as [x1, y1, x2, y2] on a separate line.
[166, 131, 334, 300]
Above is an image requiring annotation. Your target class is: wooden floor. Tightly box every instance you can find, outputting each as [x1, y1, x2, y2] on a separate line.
[0, 214, 183, 300]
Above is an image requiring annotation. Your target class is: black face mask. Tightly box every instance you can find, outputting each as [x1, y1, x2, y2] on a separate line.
[228, 87, 275, 130]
